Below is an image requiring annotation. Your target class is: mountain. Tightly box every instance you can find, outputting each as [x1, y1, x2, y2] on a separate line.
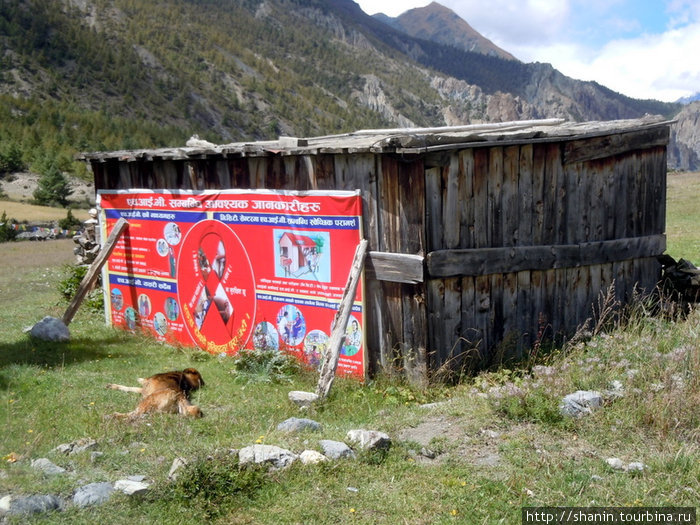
[668, 102, 700, 171]
[677, 93, 700, 104]
[376, 2, 516, 61]
[0, 0, 693, 179]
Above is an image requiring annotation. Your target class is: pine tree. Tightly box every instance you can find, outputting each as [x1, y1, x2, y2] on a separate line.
[33, 164, 73, 207]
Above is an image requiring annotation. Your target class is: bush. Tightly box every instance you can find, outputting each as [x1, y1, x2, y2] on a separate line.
[0, 211, 17, 242]
[161, 453, 269, 520]
[230, 348, 303, 384]
[57, 263, 104, 311]
[58, 209, 82, 230]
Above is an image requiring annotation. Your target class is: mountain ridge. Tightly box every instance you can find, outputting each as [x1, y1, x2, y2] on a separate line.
[0, 0, 697, 173]
[376, 2, 516, 61]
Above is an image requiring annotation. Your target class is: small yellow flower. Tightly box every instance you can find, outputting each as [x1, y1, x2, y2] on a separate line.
[461, 481, 467, 486]
[89, 402, 95, 406]
[451, 509, 458, 516]
[27, 429, 33, 434]
[349, 508, 356, 513]
[3, 453, 19, 463]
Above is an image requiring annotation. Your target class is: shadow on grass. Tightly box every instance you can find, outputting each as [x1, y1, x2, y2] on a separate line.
[0, 333, 131, 388]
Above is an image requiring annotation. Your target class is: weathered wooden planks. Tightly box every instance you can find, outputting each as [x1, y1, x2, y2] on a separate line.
[86, 120, 671, 380]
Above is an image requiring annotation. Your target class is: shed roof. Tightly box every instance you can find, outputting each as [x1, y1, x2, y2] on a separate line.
[79, 115, 673, 163]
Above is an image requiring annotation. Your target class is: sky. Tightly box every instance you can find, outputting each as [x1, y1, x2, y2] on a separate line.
[355, 0, 700, 103]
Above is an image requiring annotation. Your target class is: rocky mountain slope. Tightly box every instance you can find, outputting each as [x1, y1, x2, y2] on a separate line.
[375, 2, 516, 61]
[0, 0, 696, 171]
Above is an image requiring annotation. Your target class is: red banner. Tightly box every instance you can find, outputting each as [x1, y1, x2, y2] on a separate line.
[97, 190, 365, 378]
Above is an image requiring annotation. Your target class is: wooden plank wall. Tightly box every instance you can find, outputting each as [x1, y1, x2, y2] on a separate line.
[89, 128, 668, 381]
[425, 136, 667, 373]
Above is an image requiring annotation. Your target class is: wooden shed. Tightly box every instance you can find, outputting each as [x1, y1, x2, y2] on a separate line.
[81, 116, 672, 383]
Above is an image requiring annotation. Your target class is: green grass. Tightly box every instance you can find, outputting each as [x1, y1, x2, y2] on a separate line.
[666, 172, 700, 264]
[0, 175, 699, 524]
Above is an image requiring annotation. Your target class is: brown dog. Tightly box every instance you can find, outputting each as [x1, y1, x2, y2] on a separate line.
[106, 368, 205, 419]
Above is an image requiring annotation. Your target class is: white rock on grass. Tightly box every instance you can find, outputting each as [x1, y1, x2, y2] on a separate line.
[626, 462, 647, 472]
[346, 429, 391, 451]
[114, 479, 149, 496]
[168, 457, 188, 481]
[299, 450, 328, 465]
[288, 391, 319, 408]
[606, 457, 626, 470]
[606, 458, 647, 472]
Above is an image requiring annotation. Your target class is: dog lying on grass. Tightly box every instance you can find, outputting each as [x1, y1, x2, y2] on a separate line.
[106, 368, 205, 419]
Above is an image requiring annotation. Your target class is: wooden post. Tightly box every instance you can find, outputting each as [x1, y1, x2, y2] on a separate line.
[316, 239, 368, 400]
[62, 217, 129, 325]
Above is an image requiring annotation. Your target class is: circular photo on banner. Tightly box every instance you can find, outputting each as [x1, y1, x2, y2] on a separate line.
[304, 329, 328, 369]
[110, 288, 123, 311]
[165, 297, 179, 321]
[153, 312, 168, 337]
[253, 321, 280, 352]
[177, 220, 256, 354]
[276, 305, 306, 347]
[164, 222, 182, 246]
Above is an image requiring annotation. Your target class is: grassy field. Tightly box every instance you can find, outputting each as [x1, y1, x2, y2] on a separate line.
[666, 172, 700, 263]
[0, 174, 698, 524]
[0, 202, 91, 224]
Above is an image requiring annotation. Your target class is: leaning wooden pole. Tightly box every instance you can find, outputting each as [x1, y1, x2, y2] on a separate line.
[62, 217, 129, 325]
[316, 239, 368, 400]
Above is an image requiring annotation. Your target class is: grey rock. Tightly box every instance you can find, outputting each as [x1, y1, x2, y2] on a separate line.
[28, 316, 70, 342]
[168, 457, 188, 481]
[238, 445, 296, 469]
[420, 447, 436, 459]
[54, 438, 98, 456]
[73, 482, 115, 508]
[346, 429, 391, 451]
[31, 458, 66, 475]
[1, 494, 63, 515]
[319, 440, 356, 460]
[277, 417, 322, 433]
[560, 390, 603, 417]
[126, 475, 146, 482]
[288, 391, 319, 408]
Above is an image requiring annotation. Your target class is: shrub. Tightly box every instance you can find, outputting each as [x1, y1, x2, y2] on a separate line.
[161, 453, 269, 520]
[230, 348, 303, 384]
[58, 209, 82, 230]
[57, 263, 104, 312]
[0, 211, 17, 242]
